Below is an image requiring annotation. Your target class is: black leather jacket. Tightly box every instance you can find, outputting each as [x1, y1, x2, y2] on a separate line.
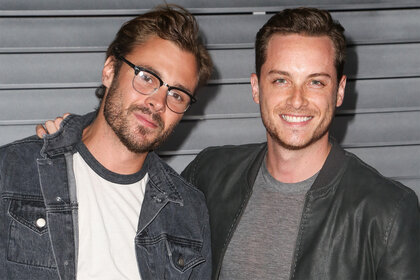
[182, 142, 420, 279]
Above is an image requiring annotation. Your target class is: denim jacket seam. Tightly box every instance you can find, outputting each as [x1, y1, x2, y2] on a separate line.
[5, 227, 57, 270]
[148, 155, 184, 204]
[1, 193, 44, 201]
[0, 137, 43, 150]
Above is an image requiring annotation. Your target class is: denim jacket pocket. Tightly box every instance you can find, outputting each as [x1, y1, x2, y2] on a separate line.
[137, 233, 205, 279]
[165, 236, 205, 273]
[7, 199, 57, 269]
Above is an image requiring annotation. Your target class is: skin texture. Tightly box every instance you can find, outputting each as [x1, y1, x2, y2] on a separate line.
[38, 34, 345, 181]
[251, 34, 346, 183]
[37, 36, 198, 174]
[99, 36, 198, 155]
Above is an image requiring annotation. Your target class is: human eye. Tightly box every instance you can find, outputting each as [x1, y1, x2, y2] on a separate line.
[309, 79, 325, 87]
[138, 71, 155, 84]
[273, 78, 288, 85]
[168, 90, 186, 104]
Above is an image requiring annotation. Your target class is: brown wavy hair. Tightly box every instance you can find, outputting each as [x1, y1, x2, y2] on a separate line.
[96, 4, 212, 99]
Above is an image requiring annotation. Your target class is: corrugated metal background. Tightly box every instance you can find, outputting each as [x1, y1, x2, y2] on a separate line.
[1, 0, 419, 197]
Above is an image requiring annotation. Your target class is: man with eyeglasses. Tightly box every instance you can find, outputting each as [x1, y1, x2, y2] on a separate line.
[0, 5, 212, 280]
[116, 54, 198, 115]
[31, 6, 420, 280]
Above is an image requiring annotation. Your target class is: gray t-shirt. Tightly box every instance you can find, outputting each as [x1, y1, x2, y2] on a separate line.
[219, 159, 317, 280]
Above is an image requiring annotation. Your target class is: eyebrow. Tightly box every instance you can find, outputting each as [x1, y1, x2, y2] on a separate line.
[308, 73, 332, 79]
[267, 70, 290, 76]
[267, 70, 332, 79]
[139, 64, 194, 94]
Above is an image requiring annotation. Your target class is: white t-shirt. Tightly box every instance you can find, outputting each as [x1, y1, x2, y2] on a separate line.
[73, 144, 148, 280]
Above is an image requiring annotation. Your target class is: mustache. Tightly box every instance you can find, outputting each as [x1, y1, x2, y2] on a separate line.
[128, 105, 164, 128]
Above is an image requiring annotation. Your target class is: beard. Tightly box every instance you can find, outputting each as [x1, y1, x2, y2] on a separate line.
[103, 78, 177, 154]
[261, 100, 336, 151]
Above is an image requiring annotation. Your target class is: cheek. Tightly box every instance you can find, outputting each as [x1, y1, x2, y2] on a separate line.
[311, 93, 336, 112]
[264, 95, 284, 112]
[164, 113, 183, 128]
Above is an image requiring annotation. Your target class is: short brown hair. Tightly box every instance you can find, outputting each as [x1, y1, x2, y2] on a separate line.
[96, 4, 212, 99]
[255, 7, 346, 79]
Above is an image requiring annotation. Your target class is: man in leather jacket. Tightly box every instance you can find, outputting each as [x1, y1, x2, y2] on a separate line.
[182, 7, 420, 280]
[35, 7, 420, 280]
[0, 5, 213, 280]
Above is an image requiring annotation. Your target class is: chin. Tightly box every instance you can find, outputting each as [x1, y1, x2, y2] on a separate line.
[278, 140, 313, 151]
[270, 130, 328, 151]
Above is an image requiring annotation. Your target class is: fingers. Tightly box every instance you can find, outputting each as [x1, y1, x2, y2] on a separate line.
[35, 113, 71, 138]
[45, 119, 61, 134]
[54, 118, 63, 130]
[36, 124, 47, 138]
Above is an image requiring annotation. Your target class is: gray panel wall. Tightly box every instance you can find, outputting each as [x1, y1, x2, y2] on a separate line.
[1, 1, 419, 197]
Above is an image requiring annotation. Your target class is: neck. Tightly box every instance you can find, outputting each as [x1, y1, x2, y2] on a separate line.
[265, 134, 331, 183]
[81, 110, 147, 175]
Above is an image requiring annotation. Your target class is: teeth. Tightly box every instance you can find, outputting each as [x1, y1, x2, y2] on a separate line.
[282, 115, 312, 123]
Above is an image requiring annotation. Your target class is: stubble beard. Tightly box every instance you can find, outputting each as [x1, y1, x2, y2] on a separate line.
[261, 102, 336, 151]
[103, 79, 177, 154]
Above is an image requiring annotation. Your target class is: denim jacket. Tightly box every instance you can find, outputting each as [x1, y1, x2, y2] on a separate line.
[0, 112, 211, 280]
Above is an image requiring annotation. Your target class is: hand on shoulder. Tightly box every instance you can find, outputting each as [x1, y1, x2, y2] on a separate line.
[36, 113, 71, 138]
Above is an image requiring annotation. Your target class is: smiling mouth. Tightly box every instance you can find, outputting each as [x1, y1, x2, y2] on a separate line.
[281, 114, 313, 123]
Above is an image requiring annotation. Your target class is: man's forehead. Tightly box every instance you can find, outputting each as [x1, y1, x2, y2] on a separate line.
[267, 33, 334, 50]
[265, 34, 335, 63]
[260, 34, 337, 80]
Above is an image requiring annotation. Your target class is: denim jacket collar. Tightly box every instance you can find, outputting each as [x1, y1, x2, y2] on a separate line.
[36, 112, 185, 279]
[40, 112, 96, 158]
[40, 111, 183, 206]
[146, 152, 183, 205]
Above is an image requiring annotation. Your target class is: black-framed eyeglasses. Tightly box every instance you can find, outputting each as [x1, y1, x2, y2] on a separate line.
[116, 55, 196, 114]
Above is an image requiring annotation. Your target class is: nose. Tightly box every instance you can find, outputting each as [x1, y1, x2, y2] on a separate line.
[145, 87, 167, 113]
[287, 86, 307, 109]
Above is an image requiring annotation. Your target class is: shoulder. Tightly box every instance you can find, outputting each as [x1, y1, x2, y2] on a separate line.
[0, 135, 43, 150]
[341, 150, 419, 214]
[0, 135, 43, 162]
[186, 142, 266, 172]
[198, 142, 265, 158]
[345, 150, 416, 195]
[343, 151, 419, 247]
[151, 152, 207, 202]
[0, 136, 44, 193]
[158, 159, 211, 222]
[181, 143, 266, 194]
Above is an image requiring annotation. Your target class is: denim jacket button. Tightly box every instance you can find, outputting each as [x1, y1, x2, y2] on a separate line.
[177, 256, 185, 267]
[36, 218, 46, 228]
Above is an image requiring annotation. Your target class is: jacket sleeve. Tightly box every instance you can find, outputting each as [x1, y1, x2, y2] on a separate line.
[181, 154, 200, 186]
[188, 199, 212, 279]
[0, 150, 4, 280]
[377, 190, 420, 279]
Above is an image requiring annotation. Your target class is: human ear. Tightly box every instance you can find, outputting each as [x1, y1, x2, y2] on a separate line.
[336, 75, 346, 107]
[102, 56, 116, 88]
[250, 73, 260, 104]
